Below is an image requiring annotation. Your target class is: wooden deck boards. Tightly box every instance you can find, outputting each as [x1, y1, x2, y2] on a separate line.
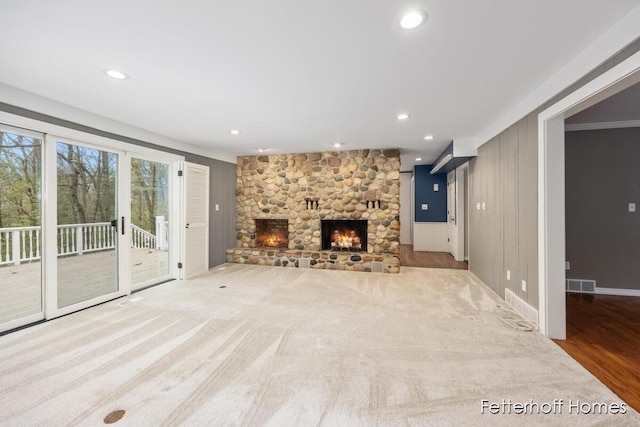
[0, 248, 168, 323]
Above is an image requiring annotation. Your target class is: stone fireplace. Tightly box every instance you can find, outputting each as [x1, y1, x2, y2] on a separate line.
[255, 219, 289, 249]
[227, 149, 401, 273]
[321, 219, 367, 251]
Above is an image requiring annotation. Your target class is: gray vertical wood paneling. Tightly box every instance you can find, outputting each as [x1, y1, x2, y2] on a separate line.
[208, 159, 237, 267]
[491, 134, 503, 296]
[466, 37, 640, 309]
[525, 113, 539, 308]
[503, 124, 519, 297]
[469, 115, 538, 306]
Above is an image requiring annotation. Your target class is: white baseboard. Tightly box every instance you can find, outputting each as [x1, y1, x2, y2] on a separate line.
[566, 277, 640, 297]
[504, 288, 539, 329]
[595, 287, 640, 297]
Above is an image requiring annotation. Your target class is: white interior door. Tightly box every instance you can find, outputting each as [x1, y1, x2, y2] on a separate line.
[182, 162, 209, 279]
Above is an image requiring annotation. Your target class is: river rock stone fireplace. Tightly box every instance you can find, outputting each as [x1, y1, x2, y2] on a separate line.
[227, 149, 401, 273]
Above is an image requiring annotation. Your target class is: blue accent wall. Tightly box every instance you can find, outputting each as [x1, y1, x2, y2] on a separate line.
[414, 165, 447, 222]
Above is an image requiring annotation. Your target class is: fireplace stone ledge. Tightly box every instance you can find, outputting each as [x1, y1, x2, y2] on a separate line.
[226, 248, 400, 273]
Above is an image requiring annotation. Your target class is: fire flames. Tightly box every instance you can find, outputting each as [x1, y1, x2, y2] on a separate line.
[332, 230, 362, 250]
[263, 235, 280, 247]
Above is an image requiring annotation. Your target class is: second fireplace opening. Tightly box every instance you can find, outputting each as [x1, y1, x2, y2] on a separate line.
[321, 219, 368, 252]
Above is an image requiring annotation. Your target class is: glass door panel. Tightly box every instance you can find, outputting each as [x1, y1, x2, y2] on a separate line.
[0, 128, 43, 327]
[56, 141, 119, 308]
[130, 158, 170, 289]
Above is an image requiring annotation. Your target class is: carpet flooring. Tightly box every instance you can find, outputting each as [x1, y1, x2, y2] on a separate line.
[0, 264, 637, 426]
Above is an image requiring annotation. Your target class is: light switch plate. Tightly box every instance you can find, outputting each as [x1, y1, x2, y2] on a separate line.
[433, 183, 439, 192]
[521, 280, 527, 292]
[506, 270, 511, 281]
[629, 203, 636, 213]
[215, 204, 220, 211]
[481, 202, 486, 210]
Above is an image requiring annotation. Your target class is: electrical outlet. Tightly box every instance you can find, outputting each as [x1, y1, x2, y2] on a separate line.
[521, 280, 527, 292]
[421, 204, 429, 210]
[565, 261, 570, 270]
[506, 270, 511, 280]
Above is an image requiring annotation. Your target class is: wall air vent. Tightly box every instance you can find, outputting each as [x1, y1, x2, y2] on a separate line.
[371, 261, 384, 273]
[298, 258, 310, 269]
[566, 279, 596, 293]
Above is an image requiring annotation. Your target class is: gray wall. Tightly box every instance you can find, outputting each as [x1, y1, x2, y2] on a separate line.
[469, 113, 538, 307]
[0, 102, 236, 268]
[566, 127, 640, 289]
[468, 37, 640, 308]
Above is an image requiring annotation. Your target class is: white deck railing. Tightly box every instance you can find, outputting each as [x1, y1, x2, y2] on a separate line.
[0, 218, 168, 266]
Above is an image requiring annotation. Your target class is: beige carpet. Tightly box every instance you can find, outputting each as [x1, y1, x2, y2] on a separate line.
[0, 264, 637, 426]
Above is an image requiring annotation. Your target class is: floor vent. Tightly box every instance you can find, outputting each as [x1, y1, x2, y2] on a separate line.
[504, 288, 538, 329]
[371, 261, 384, 273]
[298, 258, 310, 269]
[566, 279, 596, 293]
[119, 297, 143, 306]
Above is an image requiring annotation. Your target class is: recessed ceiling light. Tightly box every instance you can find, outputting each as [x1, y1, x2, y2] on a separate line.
[424, 135, 434, 140]
[230, 129, 241, 135]
[334, 142, 343, 148]
[103, 69, 129, 80]
[415, 157, 422, 161]
[258, 148, 266, 153]
[397, 113, 410, 120]
[400, 10, 428, 30]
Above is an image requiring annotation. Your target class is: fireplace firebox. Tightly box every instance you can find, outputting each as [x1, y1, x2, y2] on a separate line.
[255, 219, 289, 248]
[321, 219, 367, 252]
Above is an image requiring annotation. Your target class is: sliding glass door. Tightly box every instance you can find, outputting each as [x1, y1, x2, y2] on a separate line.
[0, 126, 44, 330]
[1, 115, 183, 332]
[52, 139, 126, 313]
[130, 158, 171, 289]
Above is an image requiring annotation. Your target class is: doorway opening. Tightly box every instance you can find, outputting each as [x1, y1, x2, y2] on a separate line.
[538, 50, 640, 339]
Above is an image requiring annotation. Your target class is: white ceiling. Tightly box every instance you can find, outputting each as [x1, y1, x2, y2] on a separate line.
[1, 1, 640, 170]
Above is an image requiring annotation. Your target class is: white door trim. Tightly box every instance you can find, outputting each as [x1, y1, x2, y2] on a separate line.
[538, 49, 640, 339]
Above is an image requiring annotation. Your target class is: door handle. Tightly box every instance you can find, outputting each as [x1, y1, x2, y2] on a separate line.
[109, 218, 125, 235]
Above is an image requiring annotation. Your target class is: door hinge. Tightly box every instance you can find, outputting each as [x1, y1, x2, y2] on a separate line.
[178, 262, 183, 269]
[178, 170, 183, 177]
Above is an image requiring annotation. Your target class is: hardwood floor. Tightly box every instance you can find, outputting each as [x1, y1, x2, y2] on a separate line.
[553, 293, 640, 412]
[399, 244, 468, 269]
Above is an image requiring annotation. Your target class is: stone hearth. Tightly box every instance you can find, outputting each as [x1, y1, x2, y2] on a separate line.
[225, 248, 400, 273]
